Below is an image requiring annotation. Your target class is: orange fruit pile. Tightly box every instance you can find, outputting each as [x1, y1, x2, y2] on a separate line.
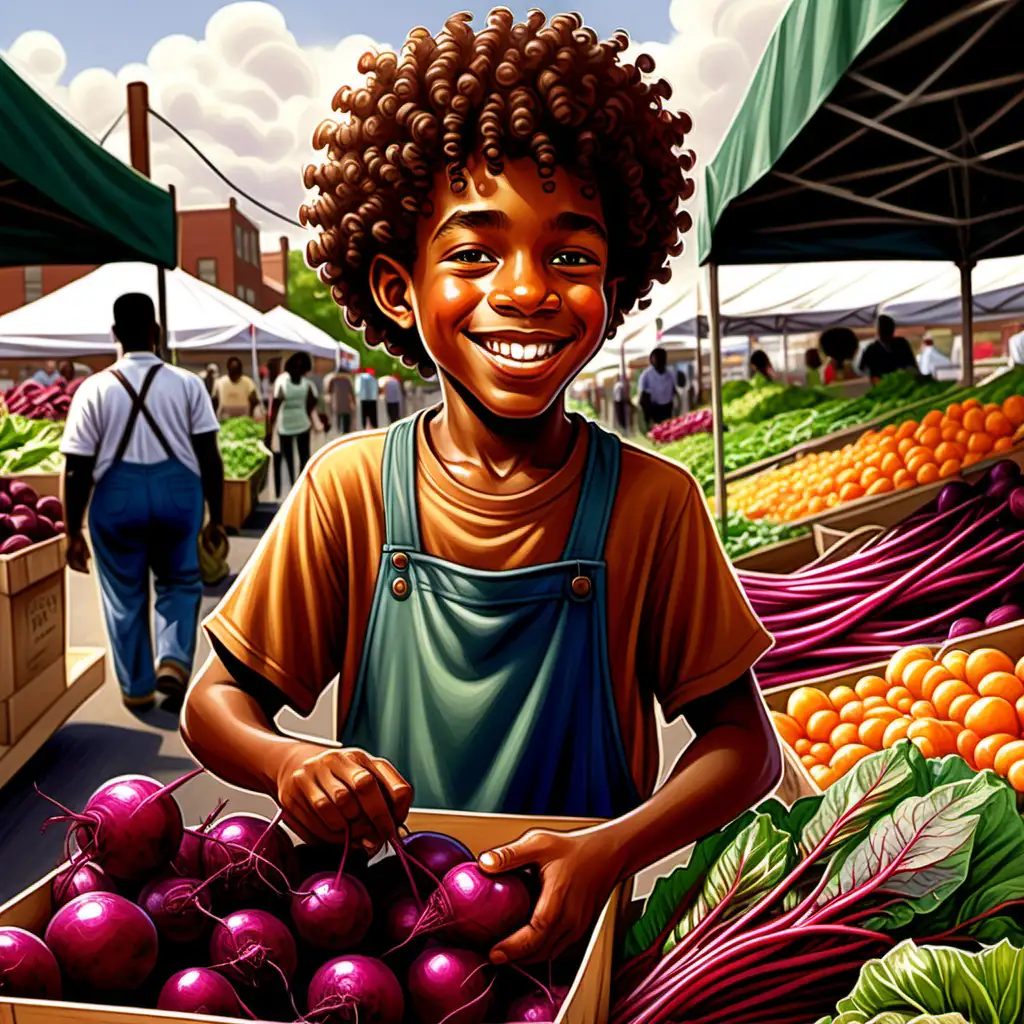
[735, 394, 1024, 523]
[772, 643, 1024, 790]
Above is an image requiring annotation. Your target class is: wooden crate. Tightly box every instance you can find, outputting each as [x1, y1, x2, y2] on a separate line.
[0, 807, 621, 1024]
[938, 620, 1024, 662]
[0, 473, 61, 500]
[221, 476, 255, 533]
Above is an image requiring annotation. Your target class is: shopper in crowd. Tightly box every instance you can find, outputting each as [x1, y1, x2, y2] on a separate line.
[211, 356, 262, 421]
[804, 348, 823, 387]
[917, 334, 952, 379]
[749, 349, 774, 382]
[31, 360, 61, 387]
[1007, 326, 1024, 366]
[384, 374, 403, 423]
[819, 327, 860, 385]
[638, 346, 676, 425]
[612, 373, 631, 432]
[60, 293, 224, 711]
[267, 352, 328, 488]
[324, 365, 356, 434]
[57, 360, 77, 385]
[202, 363, 220, 396]
[675, 367, 692, 416]
[859, 315, 917, 383]
[357, 367, 379, 429]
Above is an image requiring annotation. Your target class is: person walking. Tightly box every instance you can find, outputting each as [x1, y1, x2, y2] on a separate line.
[749, 349, 774, 382]
[31, 360, 60, 387]
[267, 352, 328, 489]
[384, 374, 403, 423]
[859, 315, 917, 383]
[638, 347, 676, 426]
[917, 335, 952, 379]
[211, 357, 262, 420]
[59, 293, 224, 710]
[612, 373, 631, 433]
[325, 366, 356, 434]
[804, 349, 823, 387]
[202, 363, 220, 397]
[357, 368, 379, 429]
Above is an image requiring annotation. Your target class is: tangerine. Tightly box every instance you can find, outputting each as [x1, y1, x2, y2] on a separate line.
[966, 648, 1015, 688]
[907, 717, 954, 755]
[993, 437, 1014, 453]
[910, 699, 938, 719]
[940, 650, 969, 681]
[862, 695, 887, 711]
[880, 453, 903, 477]
[787, 687, 833, 726]
[801, 754, 818, 769]
[1008, 760, 1024, 792]
[887, 648, 932, 686]
[830, 743, 873, 777]
[828, 685, 858, 709]
[1018, 655, 1024, 683]
[864, 706, 902, 723]
[771, 712, 803, 748]
[839, 482, 865, 502]
[921, 410, 943, 428]
[964, 696, 1019, 738]
[892, 468, 912, 487]
[974, 732, 1018, 771]
[830, 723, 860, 749]
[962, 407, 986, 433]
[794, 738, 812, 755]
[946, 403, 965, 422]
[917, 426, 942, 449]
[885, 686, 914, 712]
[1003, 394, 1024, 427]
[860, 466, 883, 488]
[933, 441, 965, 463]
[903, 659, 936, 698]
[938, 459, 961, 479]
[882, 718, 912, 748]
[947, 693, 978, 725]
[810, 742, 835, 763]
[985, 411, 1013, 438]
[867, 477, 894, 496]
[858, 718, 887, 750]
[916, 463, 940, 485]
[931, 679, 973, 718]
[977, 671, 1024, 703]
[858, 673, 891, 697]
[809, 764, 836, 789]
[807, 710, 842, 742]
[839, 700, 865, 724]
[993, 739, 1024, 777]
[957, 729, 980, 768]
[968, 432, 994, 455]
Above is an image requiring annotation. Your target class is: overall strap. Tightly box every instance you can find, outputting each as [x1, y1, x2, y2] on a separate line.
[381, 412, 422, 551]
[561, 420, 621, 562]
[110, 365, 175, 464]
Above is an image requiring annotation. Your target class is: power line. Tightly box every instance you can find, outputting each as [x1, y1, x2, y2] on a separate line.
[99, 109, 125, 146]
[148, 107, 304, 229]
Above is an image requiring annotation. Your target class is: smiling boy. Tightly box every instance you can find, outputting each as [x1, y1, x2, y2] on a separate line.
[182, 8, 780, 965]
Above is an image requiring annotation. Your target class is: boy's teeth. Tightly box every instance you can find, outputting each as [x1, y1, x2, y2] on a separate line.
[500, 342, 511, 356]
[482, 339, 558, 362]
[523, 344, 538, 360]
[510, 342, 524, 359]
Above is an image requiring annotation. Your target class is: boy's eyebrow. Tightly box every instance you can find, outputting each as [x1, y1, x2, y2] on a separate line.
[547, 212, 608, 243]
[432, 209, 511, 243]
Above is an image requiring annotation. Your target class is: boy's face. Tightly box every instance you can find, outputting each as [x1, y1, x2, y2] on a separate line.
[374, 154, 614, 420]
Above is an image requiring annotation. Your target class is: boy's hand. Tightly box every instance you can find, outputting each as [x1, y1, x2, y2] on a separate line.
[275, 743, 414, 851]
[479, 828, 623, 964]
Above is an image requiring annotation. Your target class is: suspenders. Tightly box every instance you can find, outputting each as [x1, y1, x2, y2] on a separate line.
[110, 365, 175, 465]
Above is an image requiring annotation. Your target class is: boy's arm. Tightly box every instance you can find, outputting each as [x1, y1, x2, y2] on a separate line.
[481, 671, 781, 964]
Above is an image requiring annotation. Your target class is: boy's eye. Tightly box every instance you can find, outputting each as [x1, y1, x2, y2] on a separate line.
[449, 250, 496, 264]
[551, 251, 597, 267]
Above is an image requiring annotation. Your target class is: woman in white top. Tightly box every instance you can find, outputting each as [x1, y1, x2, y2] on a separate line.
[266, 353, 328, 490]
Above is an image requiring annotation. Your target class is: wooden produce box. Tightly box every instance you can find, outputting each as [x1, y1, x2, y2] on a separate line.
[221, 473, 256, 533]
[0, 808, 621, 1024]
[734, 522, 884, 573]
[938, 620, 1024, 662]
[0, 648, 105, 791]
[0, 535, 66, 701]
[0, 472, 61, 500]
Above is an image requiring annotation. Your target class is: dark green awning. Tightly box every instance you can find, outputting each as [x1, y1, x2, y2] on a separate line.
[0, 56, 175, 268]
[698, 0, 1024, 266]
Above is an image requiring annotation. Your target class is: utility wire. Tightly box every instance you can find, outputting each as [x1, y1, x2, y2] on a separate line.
[99, 109, 125, 146]
[149, 107, 304, 228]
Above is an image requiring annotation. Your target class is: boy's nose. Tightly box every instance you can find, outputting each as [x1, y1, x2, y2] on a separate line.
[488, 282, 562, 318]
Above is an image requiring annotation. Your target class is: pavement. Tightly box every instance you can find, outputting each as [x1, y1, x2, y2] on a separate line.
[0, 428, 694, 905]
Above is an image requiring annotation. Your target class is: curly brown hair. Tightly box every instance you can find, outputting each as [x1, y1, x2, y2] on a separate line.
[300, 7, 694, 377]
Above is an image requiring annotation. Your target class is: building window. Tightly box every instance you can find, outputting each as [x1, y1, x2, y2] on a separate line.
[24, 266, 43, 303]
[245, 288, 256, 306]
[196, 258, 218, 286]
[252, 232, 260, 265]
[236, 284, 245, 300]
[235, 224, 244, 259]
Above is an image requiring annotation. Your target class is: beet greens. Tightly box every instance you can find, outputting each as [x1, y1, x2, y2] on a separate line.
[612, 742, 1024, 1024]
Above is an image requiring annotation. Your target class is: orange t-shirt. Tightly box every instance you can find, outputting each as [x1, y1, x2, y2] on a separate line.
[204, 414, 772, 799]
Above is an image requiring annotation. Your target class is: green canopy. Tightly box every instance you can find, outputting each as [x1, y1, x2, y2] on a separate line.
[0, 56, 175, 268]
[698, 0, 1024, 266]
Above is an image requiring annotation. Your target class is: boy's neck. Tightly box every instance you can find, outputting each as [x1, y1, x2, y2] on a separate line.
[429, 377, 578, 493]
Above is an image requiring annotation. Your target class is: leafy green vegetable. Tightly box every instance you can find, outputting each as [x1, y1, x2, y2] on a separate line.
[218, 416, 264, 443]
[722, 511, 809, 559]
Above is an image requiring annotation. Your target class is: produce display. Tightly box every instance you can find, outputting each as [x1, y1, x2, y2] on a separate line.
[773, 641, 1024, 792]
[739, 462, 1024, 686]
[657, 371, 954, 493]
[0, 479, 64, 555]
[218, 417, 265, 443]
[721, 512, 809, 561]
[647, 408, 712, 443]
[614, 742, 1024, 1024]
[218, 417, 271, 482]
[1, 376, 83, 421]
[0, 415, 64, 475]
[732, 387, 1024, 522]
[0, 773, 578, 1022]
[721, 379, 829, 426]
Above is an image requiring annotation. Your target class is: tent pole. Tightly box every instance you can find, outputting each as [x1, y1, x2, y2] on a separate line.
[157, 266, 170, 363]
[695, 314, 704, 405]
[250, 324, 259, 383]
[708, 262, 727, 538]
[958, 261, 975, 388]
[781, 330, 789, 384]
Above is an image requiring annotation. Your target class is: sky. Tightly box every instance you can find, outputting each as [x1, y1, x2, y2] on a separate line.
[0, 0, 790, 312]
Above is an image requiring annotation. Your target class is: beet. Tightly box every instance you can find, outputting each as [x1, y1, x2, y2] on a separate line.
[401, 832, 474, 896]
[201, 812, 296, 907]
[291, 870, 373, 951]
[8, 481, 38, 508]
[9, 510, 37, 537]
[0, 493, 10, 515]
[1009, 486, 1024, 523]
[158, 967, 243, 1017]
[504, 987, 569, 1022]
[0, 535, 32, 555]
[307, 955, 404, 1024]
[948, 617, 984, 639]
[208, 909, 298, 990]
[985, 605, 1024, 629]
[34, 515, 56, 540]
[407, 947, 493, 1024]
[937, 480, 973, 513]
[35, 495, 63, 522]
[52, 862, 118, 908]
[139, 876, 212, 945]
[0, 927, 62, 999]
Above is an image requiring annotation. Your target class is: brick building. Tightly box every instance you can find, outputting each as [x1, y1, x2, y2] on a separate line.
[0, 199, 288, 317]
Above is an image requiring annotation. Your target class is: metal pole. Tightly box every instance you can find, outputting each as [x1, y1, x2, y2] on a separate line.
[250, 324, 259, 383]
[959, 261, 975, 388]
[708, 263, 727, 537]
[126, 82, 151, 178]
[781, 330, 789, 384]
[695, 314, 704, 405]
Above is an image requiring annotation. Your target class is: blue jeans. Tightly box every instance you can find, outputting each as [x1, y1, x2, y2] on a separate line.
[89, 459, 204, 699]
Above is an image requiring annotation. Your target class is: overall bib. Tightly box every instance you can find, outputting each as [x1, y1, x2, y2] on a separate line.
[345, 412, 640, 818]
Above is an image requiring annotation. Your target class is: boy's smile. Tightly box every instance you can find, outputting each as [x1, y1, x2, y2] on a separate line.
[371, 153, 616, 420]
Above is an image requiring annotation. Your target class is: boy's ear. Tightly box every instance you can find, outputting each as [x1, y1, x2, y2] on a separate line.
[369, 254, 417, 331]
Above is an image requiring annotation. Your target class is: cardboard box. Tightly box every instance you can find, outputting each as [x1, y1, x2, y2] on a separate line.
[0, 539, 66, 701]
[0, 657, 66, 745]
[0, 808, 621, 1024]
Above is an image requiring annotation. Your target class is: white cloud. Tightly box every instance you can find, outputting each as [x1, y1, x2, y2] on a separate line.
[2, 1, 789, 315]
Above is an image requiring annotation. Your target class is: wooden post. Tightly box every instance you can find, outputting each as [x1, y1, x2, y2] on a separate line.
[126, 82, 151, 179]
[959, 261, 975, 388]
[708, 263, 727, 537]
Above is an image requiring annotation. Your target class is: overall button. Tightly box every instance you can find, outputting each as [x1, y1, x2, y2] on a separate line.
[570, 575, 592, 600]
[392, 577, 409, 598]
[391, 552, 409, 570]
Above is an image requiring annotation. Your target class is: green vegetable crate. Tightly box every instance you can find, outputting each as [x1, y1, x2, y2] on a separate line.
[221, 472, 256, 533]
[0, 809, 624, 1024]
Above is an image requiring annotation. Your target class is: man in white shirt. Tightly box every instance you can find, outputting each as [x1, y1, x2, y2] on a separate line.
[1008, 329, 1024, 366]
[917, 334, 951, 378]
[637, 347, 677, 425]
[60, 293, 224, 712]
[31, 360, 60, 387]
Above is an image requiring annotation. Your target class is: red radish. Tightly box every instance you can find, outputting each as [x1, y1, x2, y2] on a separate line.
[401, 832, 474, 896]
[407, 947, 493, 1024]
[504, 986, 569, 1022]
[8, 481, 38, 507]
[307, 954, 404, 1024]
[35, 496, 62, 521]
[202, 812, 295, 904]
[0, 927, 62, 1000]
[52, 862, 117, 907]
[209, 908, 298, 990]
[44, 892, 158, 991]
[290, 870, 373, 951]
[158, 967, 243, 1017]
[412, 863, 532, 950]
[139, 876, 212, 944]
[73, 775, 184, 881]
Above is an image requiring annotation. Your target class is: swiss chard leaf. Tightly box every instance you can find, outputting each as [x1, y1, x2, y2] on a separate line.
[828, 939, 1024, 1024]
[816, 775, 993, 931]
[664, 813, 792, 953]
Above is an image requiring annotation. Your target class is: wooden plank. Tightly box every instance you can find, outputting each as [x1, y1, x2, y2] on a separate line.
[0, 648, 105, 791]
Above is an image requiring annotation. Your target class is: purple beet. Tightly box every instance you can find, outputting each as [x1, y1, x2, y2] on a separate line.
[948, 617, 984, 639]
[158, 967, 243, 1016]
[307, 955, 404, 1024]
[407, 947, 492, 1024]
[290, 871, 373, 951]
[986, 605, 1024, 629]
[139, 876, 212, 944]
[504, 985, 570, 1023]
[52, 862, 118, 908]
[400, 832, 474, 896]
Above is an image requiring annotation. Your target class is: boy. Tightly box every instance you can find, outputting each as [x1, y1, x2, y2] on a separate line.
[182, 8, 780, 966]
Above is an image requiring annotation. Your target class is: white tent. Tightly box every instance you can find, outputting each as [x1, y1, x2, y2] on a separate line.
[263, 306, 360, 370]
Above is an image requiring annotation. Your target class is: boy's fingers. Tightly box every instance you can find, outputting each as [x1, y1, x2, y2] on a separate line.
[342, 765, 397, 847]
[370, 758, 414, 822]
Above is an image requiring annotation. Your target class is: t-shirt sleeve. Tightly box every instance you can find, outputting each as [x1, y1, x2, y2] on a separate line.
[188, 379, 220, 435]
[203, 472, 346, 715]
[60, 383, 101, 457]
[642, 484, 773, 719]
[274, 376, 286, 400]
